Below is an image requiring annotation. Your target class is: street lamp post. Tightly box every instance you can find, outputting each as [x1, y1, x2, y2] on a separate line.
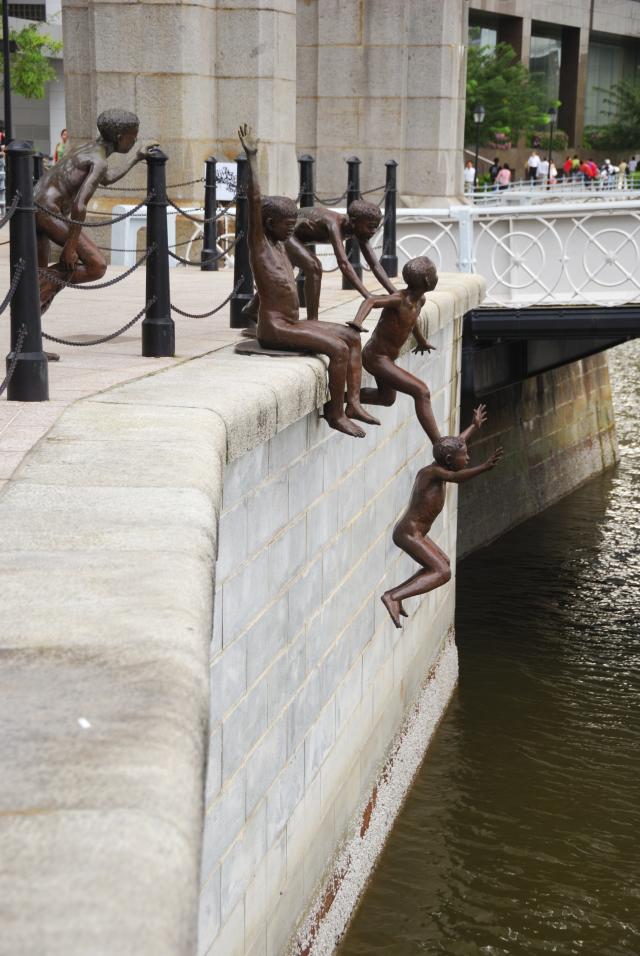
[473, 103, 485, 192]
[547, 105, 558, 180]
[2, 0, 12, 144]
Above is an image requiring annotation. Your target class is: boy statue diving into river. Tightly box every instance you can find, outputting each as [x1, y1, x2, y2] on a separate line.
[237, 123, 378, 437]
[382, 404, 503, 628]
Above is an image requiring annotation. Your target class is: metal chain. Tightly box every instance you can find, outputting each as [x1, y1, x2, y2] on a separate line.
[34, 193, 154, 228]
[360, 183, 386, 196]
[170, 276, 244, 319]
[165, 197, 234, 224]
[0, 191, 21, 230]
[103, 177, 205, 192]
[313, 189, 349, 206]
[168, 231, 243, 266]
[41, 298, 157, 347]
[0, 324, 27, 397]
[0, 259, 25, 316]
[39, 247, 153, 291]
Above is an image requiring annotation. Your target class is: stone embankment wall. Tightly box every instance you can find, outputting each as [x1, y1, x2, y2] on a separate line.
[457, 350, 618, 558]
[0, 273, 483, 956]
[198, 279, 484, 955]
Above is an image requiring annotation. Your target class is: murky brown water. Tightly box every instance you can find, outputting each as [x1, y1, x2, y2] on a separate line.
[338, 340, 640, 955]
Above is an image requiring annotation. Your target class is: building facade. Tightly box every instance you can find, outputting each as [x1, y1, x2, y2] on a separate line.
[468, 0, 640, 148]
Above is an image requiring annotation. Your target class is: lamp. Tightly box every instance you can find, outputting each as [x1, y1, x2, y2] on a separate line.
[547, 105, 558, 177]
[473, 103, 485, 191]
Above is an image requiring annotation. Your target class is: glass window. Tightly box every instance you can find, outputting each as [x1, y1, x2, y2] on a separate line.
[530, 35, 562, 103]
[585, 40, 640, 125]
[469, 24, 498, 49]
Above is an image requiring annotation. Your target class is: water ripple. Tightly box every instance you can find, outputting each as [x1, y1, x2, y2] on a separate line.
[339, 340, 640, 956]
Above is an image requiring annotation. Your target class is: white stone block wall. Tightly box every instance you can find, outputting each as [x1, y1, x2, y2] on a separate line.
[199, 309, 465, 955]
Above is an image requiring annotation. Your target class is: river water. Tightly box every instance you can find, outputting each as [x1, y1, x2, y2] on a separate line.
[338, 340, 639, 956]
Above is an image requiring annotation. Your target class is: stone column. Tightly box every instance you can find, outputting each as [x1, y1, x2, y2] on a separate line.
[297, 0, 468, 205]
[212, 0, 297, 196]
[61, 0, 297, 196]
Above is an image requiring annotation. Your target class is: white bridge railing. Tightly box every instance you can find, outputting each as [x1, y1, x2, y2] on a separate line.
[389, 200, 640, 308]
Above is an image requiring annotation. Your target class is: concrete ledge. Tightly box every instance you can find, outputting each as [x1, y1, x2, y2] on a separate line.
[0, 273, 484, 956]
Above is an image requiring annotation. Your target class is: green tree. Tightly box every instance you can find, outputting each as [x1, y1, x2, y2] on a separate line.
[0, 23, 62, 100]
[586, 79, 640, 152]
[466, 42, 550, 145]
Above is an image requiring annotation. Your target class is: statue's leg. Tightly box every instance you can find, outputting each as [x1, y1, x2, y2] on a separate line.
[261, 318, 365, 437]
[363, 354, 440, 444]
[286, 236, 322, 319]
[382, 534, 451, 626]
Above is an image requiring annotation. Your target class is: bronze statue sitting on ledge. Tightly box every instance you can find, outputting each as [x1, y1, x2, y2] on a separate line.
[237, 123, 379, 438]
[242, 198, 396, 324]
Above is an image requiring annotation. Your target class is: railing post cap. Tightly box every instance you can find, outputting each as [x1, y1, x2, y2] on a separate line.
[207, 155, 217, 163]
[7, 141, 34, 156]
[298, 153, 315, 163]
[235, 152, 247, 162]
[145, 146, 168, 163]
[385, 158, 398, 167]
[346, 155, 361, 164]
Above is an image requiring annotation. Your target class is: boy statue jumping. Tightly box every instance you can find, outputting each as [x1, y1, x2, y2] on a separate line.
[348, 255, 440, 444]
[35, 109, 156, 314]
[382, 405, 503, 628]
[237, 123, 378, 437]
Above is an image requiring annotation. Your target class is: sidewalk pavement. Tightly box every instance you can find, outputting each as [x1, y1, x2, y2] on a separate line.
[0, 248, 384, 493]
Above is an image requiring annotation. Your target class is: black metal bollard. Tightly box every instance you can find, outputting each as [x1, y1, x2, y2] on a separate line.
[32, 152, 44, 185]
[201, 155, 218, 272]
[229, 153, 254, 329]
[342, 155, 362, 289]
[142, 147, 175, 357]
[296, 153, 315, 307]
[5, 141, 48, 401]
[380, 159, 398, 278]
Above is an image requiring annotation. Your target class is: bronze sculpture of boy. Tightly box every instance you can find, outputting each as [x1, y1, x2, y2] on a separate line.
[381, 405, 503, 628]
[348, 255, 440, 443]
[35, 109, 156, 313]
[242, 198, 396, 323]
[237, 123, 378, 437]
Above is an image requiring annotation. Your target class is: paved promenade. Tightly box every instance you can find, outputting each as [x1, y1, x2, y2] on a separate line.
[0, 250, 379, 491]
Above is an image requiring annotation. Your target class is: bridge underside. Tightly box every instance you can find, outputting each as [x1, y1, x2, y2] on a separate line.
[462, 305, 639, 396]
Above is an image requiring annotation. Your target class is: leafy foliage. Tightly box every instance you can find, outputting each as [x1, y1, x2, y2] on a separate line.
[466, 43, 551, 145]
[0, 24, 62, 100]
[584, 80, 640, 152]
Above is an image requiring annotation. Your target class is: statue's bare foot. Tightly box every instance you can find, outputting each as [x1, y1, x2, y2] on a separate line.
[345, 401, 380, 426]
[323, 404, 366, 437]
[381, 591, 402, 628]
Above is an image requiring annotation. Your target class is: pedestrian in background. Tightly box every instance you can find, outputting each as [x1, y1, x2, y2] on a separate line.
[496, 163, 511, 190]
[527, 150, 540, 183]
[464, 160, 476, 194]
[54, 128, 68, 163]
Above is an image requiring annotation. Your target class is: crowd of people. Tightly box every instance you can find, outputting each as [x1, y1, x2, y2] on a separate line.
[465, 150, 639, 193]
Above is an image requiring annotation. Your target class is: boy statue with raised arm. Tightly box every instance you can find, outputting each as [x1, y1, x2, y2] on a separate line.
[381, 405, 503, 628]
[35, 109, 157, 314]
[242, 196, 396, 323]
[237, 123, 378, 438]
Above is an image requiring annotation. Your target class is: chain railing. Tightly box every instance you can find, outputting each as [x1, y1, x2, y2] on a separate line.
[34, 194, 154, 228]
[171, 276, 244, 319]
[42, 298, 157, 347]
[0, 324, 27, 397]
